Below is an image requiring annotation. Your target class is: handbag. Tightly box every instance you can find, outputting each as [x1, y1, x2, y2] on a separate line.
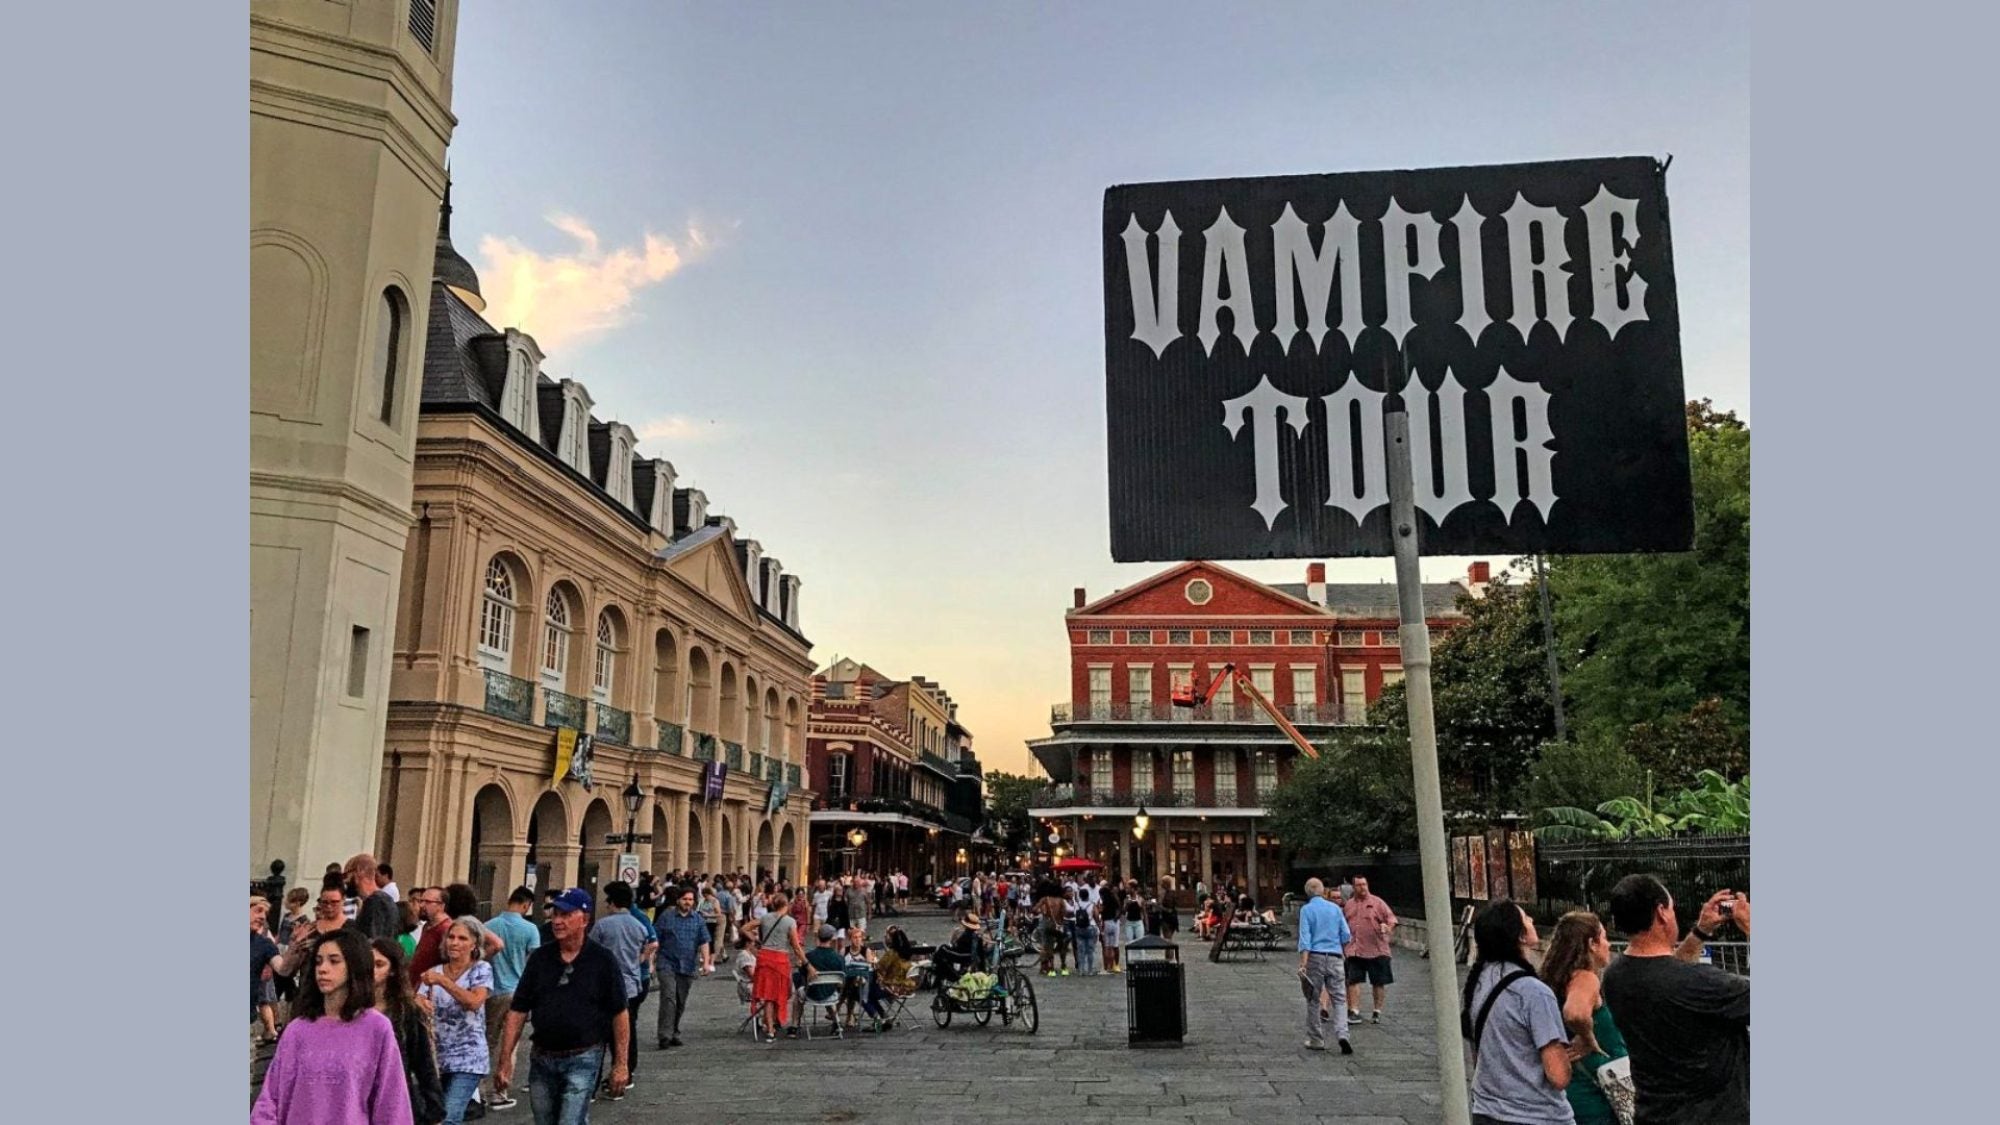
[1595, 1055, 1637, 1125]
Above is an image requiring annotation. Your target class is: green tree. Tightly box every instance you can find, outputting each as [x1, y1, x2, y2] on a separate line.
[1263, 732, 1419, 855]
[1620, 698, 1750, 790]
[1368, 572, 1560, 816]
[1550, 403, 1750, 763]
[982, 771, 1042, 853]
[1526, 737, 1644, 813]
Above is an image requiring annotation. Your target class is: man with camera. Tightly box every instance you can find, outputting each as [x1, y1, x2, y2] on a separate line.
[1602, 876, 1750, 1124]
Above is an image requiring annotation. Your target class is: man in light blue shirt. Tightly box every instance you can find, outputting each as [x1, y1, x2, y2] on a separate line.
[1296, 877, 1354, 1054]
[482, 886, 542, 1110]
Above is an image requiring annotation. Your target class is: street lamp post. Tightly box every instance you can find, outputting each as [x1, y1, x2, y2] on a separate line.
[619, 775, 643, 851]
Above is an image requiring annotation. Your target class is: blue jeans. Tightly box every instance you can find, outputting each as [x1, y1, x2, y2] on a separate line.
[1072, 927, 1100, 974]
[529, 1046, 603, 1125]
[441, 1070, 483, 1125]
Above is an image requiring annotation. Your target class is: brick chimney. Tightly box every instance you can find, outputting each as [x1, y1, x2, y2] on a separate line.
[1073, 587, 1087, 609]
[1467, 560, 1492, 597]
[1306, 562, 1327, 607]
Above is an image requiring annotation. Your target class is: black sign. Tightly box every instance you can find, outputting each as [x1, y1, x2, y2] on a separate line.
[605, 834, 654, 845]
[1103, 156, 1692, 561]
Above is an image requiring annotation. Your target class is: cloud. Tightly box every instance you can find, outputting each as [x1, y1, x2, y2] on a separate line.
[475, 214, 718, 353]
[635, 414, 728, 451]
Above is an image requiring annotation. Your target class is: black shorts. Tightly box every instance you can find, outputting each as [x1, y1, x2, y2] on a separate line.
[1345, 955, 1393, 986]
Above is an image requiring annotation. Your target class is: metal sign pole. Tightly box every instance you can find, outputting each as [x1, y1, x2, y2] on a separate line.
[1383, 408, 1472, 1125]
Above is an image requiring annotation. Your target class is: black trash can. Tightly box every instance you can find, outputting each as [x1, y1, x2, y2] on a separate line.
[1125, 935, 1185, 1046]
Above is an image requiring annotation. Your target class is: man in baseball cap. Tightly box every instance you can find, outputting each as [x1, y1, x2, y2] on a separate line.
[496, 889, 630, 1121]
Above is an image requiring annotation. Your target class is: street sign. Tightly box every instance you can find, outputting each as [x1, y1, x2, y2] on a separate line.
[604, 833, 654, 845]
[1103, 156, 1691, 562]
[616, 853, 641, 887]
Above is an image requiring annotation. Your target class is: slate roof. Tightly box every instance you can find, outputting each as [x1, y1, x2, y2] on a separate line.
[1269, 582, 1467, 618]
[420, 282, 503, 408]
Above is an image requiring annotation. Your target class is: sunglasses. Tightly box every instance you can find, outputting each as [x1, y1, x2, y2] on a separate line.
[558, 964, 574, 988]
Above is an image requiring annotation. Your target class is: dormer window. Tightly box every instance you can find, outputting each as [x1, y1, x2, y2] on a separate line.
[556, 380, 594, 472]
[603, 422, 635, 507]
[648, 461, 678, 531]
[499, 330, 543, 434]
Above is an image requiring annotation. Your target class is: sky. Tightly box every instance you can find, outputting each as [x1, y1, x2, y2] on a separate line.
[444, 2, 1750, 776]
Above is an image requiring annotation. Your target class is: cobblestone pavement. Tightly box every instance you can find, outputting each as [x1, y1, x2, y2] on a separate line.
[250, 907, 1455, 1122]
[589, 907, 1450, 1124]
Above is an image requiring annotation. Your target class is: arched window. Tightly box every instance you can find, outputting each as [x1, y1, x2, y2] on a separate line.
[592, 610, 618, 702]
[478, 558, 515, 670]
[374, 287, 407, 425]
[542, 588, 571, 685]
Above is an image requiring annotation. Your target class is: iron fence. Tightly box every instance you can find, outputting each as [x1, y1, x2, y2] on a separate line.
[1051, 700, 1354, 725]
[1537, 834, 1751, 934]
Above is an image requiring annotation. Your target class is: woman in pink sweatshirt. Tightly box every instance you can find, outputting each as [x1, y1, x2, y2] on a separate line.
[252, 928, 414, 1125]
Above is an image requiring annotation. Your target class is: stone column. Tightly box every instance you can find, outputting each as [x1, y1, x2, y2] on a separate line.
[1117, 824, 1132, 884]
[1199, 827, 1214, 897]
[546, 842, 582, 891]
[476, 841, 531, 911]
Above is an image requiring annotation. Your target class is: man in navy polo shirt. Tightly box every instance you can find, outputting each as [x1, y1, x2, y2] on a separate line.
[497, 888, 629, 1123]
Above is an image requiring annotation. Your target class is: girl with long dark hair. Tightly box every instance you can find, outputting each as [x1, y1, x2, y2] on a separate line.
[371, 938, 444, 1125]
[1537, 912, 1630, 1125]
[1462, 901, 1580, 1125]
[253, 929, 414, 1124]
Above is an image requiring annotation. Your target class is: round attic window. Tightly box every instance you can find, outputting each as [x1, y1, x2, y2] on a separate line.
[1185, 578, 1213, 606]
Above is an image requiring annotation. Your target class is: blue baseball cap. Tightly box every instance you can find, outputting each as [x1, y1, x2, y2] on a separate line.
[549, 888, 594, 914]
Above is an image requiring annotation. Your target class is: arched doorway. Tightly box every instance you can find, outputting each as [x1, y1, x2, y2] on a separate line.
[687, 808, 708, 873]
[651, 804, 673, 876]
[778, 822, 798, 885]
[755, 819, 776, 881]
[468, 783, 515, 914]
[526, 791, 568, 896]
[719, 662, 742, 743]
[578, 798, 614, 897]
[687, 647, 714, 735]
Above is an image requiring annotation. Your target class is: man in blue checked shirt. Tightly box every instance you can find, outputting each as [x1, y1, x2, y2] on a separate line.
[1297, 877, 1354, 1054]
[653, 885, 714, 1048]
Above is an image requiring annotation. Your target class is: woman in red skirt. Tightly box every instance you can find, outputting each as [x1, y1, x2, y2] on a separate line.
[749, 891, 806, 1041]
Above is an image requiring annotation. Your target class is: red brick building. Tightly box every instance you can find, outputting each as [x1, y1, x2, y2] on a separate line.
[1028, 559, 1486, 905]
[806, 658, 984, 884]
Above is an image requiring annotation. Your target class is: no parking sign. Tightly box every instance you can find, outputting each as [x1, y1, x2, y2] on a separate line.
[617, 853, 641, 887]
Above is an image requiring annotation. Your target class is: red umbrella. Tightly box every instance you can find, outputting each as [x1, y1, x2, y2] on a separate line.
[1052, 857, 1104, 872]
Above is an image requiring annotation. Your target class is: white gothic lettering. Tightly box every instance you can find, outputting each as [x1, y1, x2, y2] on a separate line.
[1221, 367, 1554, 530]
[1124, 184, 1648, 356]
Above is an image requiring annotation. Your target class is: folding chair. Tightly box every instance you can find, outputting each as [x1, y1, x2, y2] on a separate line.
[797, 970, 847, 1040]
[734, 966, 763, 1039]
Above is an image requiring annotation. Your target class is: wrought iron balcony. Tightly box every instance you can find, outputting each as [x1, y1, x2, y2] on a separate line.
[1050, 700, 1352, 725]
[725, 740, 745, 770]
[594, 703, 631, 745]
[482, 669, 535, 724]
[692, 732, 718, 762]
[1029, 784, 1202, 810]
[787, 763, 803, 788]
[749, 752, 766, 780]
[657, 721, 685, 756]
[544, 689, 588, 732]
[920, 750, 954, 775]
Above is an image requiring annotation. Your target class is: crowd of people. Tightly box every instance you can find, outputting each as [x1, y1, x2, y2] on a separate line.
[251, 858, 932, 1124]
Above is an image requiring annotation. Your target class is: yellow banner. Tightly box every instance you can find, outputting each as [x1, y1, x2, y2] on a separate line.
[553, 727, 576, 787]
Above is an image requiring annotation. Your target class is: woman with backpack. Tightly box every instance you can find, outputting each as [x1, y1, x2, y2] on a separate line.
[1462, 900, 1585, 1125]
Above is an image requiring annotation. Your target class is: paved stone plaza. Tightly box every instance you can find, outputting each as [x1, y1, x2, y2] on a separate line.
[590, 908, 1450, 1124]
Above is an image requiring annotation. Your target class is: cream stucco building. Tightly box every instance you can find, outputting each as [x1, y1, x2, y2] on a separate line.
[250, 0, 462, 876]
[378, 195, 815, 907]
